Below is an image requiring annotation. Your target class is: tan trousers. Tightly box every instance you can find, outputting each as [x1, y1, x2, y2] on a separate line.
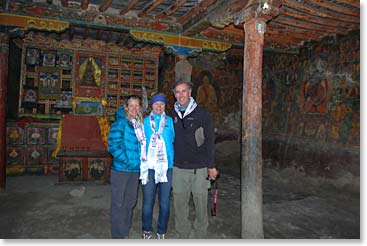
[172, 166, 211, 239]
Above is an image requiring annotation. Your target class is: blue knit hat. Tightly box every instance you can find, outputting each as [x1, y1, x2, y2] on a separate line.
[150, 93, 167, 105]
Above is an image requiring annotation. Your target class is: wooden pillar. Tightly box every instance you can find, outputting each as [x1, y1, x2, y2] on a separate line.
[0, 33, 9, 191]
[241, 17, 264, 238]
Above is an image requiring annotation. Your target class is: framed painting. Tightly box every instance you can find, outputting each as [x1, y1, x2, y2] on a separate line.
[75, 53, 105, 97]
[26, 47, 40, 65]
[6, 127, 24, 145]
[55, 90, 72, 109]
[72, 96, 104, 116]
[6, 147, 25, 166]
[58, 52, 73, 68]
[42, 51, 57, 67]
[26, 125, 47, 145]
[37, 67, 61, 100]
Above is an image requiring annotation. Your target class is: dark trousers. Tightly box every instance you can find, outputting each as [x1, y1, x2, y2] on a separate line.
[110, 169, 139, 239]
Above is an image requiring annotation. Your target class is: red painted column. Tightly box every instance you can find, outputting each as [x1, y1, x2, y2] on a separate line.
[241, 18, 264, 238]
[0, 33, 9, 191]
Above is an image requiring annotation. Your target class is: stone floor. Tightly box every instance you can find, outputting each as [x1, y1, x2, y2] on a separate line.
[0, 163, 360, 240]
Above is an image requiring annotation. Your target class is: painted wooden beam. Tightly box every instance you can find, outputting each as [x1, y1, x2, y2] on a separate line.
[280, 6, 359, 29]
[129, 29, 231, 53]
[274, 16, 349, 35]
[336, 0, 360, 8]
[0, 13, 69, 32]
[265, 27, 321, 43]
[307, 0, 359, 17]
[282, 0, 359, 24]
[267, 22, 325, 41]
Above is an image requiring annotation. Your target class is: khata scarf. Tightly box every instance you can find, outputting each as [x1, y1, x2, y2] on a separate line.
[174, 97, 197, 119]
[131, 117, 147, 167]
[140, 112, 168, 185]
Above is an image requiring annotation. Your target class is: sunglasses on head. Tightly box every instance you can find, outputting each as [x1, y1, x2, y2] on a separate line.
[126, 95, 140, 100]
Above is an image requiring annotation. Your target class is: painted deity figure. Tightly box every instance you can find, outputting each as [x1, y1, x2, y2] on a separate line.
[196, 74, 217, 112]
[79, 57, 101, 87]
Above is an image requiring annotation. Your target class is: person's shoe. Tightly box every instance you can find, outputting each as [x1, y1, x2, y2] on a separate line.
[157, 233, 165, 239]
[142, 231, 153, 239]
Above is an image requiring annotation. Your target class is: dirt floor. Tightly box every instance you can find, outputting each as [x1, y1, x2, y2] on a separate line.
[0, 141, 360, 240]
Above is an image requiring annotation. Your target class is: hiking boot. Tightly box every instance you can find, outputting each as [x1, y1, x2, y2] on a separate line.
[157, 233, 165, 239]
[142, 231, 153, 239]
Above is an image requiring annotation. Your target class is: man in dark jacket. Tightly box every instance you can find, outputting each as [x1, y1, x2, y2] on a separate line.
[171, 80, 218, 239]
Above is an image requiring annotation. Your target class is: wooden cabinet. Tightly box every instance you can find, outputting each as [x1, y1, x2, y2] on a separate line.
[6, 122, 59, 175]
[105, 54, 159, 117]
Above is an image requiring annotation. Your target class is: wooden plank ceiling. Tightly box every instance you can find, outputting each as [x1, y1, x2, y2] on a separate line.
[2, 0, 360, 52]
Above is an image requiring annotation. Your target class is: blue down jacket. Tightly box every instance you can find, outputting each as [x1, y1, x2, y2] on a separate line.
[143, 113, 175, 168]
[108, 106, 141, 172]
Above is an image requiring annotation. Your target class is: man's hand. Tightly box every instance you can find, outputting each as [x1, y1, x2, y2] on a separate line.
[208, 168, 218, 181]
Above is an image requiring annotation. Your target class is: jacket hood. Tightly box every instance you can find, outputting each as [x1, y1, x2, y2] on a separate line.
[115, 106, 126, 120]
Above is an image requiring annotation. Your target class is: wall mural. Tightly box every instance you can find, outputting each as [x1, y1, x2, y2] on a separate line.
[159, 52, 243, 127]
[262, 32, 359, 146]
[193, 70, 220, 114]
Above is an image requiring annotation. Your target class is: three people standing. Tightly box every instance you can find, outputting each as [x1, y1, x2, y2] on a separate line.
[108, 80, 217, 239]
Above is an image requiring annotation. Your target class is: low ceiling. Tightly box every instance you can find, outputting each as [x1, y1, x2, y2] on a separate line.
[1, 0, 360, 52]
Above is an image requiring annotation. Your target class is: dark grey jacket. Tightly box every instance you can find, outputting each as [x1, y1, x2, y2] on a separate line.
[171, 106, 215, 169]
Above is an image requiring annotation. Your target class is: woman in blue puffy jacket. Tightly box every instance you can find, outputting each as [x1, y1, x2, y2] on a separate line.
[140, 93, 175, 239]
[108, 95, 145, 239]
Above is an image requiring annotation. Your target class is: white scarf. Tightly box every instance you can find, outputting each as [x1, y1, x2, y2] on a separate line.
[140, 112, 168, 185]
[174, 97, 197, 119]
[131, 117, 147, 166]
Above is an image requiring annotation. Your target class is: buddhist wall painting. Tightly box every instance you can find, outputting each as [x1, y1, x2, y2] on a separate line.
[75, 53, 105, 97]
[37, 67, 61, 100]
[262, 33, 359, 146]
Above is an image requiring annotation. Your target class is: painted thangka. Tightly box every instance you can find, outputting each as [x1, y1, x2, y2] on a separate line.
[37, 67, 61, 100]
[75, 53, 105, 97]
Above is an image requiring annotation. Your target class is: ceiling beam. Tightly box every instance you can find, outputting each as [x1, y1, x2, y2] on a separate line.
[280, 6, 359, 30]
[265, 27, 322, 43]
[183, 0, 244, 35]
[267, 22, 327, 39]
[155, 0, 188, 19]
[264, 32, 307, 44]
[306, 0, 359, 17]
[274, 16, 350, 35]
[282, 0, 359, 24]
[99, 0, 113, 12]
[138, 0, 165, 18]
[120, 0, 138, 15]
[178, 0, 217, 25]
[336, 0, 360, 8]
